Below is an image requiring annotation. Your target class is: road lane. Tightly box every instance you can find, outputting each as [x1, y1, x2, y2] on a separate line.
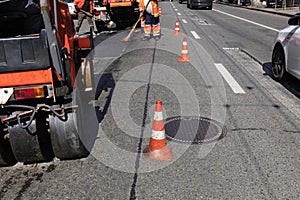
[213, 8, 280, 32]
[0, 2, 300, 200]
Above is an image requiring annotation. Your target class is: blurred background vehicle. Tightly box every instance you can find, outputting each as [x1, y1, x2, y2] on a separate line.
[240, 0, 251, 6]
[187, 0, 213, 9]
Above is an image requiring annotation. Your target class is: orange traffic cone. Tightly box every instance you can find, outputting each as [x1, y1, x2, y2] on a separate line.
[178, 37, 190, 62]
[144, 100, 172, 161]
[174, 20, 180, 36]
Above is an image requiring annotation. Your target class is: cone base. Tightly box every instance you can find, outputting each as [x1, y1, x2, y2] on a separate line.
[174, 31, 180, 36]
[178, 56, 190, 62]
[143, 146, 172, 161]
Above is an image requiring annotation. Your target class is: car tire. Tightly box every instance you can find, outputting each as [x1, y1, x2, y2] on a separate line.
[179, 0, 182, 3]
[187, 2, 190, 8]
[272, 45, 287, 82]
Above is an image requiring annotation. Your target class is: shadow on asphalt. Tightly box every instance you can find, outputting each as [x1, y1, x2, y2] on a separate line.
[94, 73, 115, 123]
[263, 62, 300, 99]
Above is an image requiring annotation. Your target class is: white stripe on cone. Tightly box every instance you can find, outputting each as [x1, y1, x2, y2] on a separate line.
[154, 111, 163, 120]
[181, 50, 188, 54]
[151, 130, 166, 139]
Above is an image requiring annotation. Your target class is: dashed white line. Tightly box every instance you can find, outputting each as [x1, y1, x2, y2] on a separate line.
[213, 9, 279, 32]
[182, 19, 188, 24]
[223, 47, 240, 50]
[191, 31, 201, 39]
[214, 63, 246, 94]
[178, 13, 181, 16]
[175, 9, 178, 11]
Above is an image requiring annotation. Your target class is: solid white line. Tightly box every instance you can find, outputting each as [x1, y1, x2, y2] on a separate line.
[191, 31, 201, 39]
[182, 19, 188, 24]
[178, 13, 182, 16]
[213, 9, 279, 32]
[214, 63, 246, 94]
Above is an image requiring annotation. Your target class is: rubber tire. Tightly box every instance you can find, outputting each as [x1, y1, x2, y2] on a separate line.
[50, 69, 98, 160]
[50, 109, 88, 160]
[272, 45, 287, 82]
[187, 2, 190, 8]
[0, 135, 17, 167]
[9, 112, 54, 164]
[179, 0, 182, 3]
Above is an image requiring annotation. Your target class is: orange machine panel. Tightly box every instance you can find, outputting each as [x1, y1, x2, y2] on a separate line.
[0, 68, 53, 88]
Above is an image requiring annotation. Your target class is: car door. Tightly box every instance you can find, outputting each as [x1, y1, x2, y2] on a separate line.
[286, 26, 300, 78]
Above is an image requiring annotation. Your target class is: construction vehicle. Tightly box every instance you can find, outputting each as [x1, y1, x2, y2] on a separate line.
[0, 0, 98, 166]
[93, 0, 140, 30]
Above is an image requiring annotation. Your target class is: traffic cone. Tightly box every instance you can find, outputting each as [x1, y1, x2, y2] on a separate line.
[178, 37, 190, 62]
[144, 100, 172, 161]
[174, 20, 180, 36]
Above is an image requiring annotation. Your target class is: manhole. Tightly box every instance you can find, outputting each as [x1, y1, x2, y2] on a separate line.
[165, 116, 226, 144]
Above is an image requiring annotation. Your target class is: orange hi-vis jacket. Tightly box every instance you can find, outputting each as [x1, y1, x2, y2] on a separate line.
[74, 0, 93, 13]
[139, 0, 160, 18]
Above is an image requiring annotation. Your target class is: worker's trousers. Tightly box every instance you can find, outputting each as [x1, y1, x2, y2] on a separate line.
[144, 13, 160, 37]
[76, 12, 93, 33]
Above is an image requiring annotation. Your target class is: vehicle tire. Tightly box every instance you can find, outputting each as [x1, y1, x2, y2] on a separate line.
[50, 57, 98, 160]
[50, 90, 97, 159]
[0, 125, 17, 167]
[187, 2, 190, 8]
[272, 45, 287, 82]
[50, 107, 88, 160]
[208, 6, 212, 9]
[179, 0, 182, 3]
[9, 112, 54, 164]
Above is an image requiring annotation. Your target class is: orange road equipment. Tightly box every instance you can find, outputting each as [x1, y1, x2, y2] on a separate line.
[174, 19, 180, 36]
[178, 37, 190, 62]
[144, 100, 172, 161]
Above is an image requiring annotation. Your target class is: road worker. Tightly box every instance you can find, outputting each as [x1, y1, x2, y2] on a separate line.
[136, 0, 145, 33]
[74, 0, 94, 34]
[139, 0, 161, 40]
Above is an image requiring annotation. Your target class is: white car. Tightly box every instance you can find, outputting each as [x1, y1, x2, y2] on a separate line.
[272, 14, 300, 81]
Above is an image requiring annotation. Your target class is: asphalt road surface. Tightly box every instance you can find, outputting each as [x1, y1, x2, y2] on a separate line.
[1, 2, 300, 199]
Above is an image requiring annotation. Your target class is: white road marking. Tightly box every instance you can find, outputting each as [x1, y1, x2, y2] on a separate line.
[178, 13, 182, 16]
[214, 63, 246, 94]
[191, 31, 201, 39]
[182, 19, 188, 24]
[223, 47, 240, 50]
[175, 9, 178, 11]
[213, 9, 279, 32]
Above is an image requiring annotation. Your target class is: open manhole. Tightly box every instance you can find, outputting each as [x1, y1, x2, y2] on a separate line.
[165, 116, 226, 144]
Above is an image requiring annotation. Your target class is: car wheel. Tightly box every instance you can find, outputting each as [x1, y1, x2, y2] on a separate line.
[179, 0, 182, 3]
[272, 45, 287, 82]
[187, 2, 190, 8]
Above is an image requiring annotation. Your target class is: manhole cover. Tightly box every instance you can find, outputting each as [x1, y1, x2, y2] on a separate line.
[165, 116, 226, 144]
